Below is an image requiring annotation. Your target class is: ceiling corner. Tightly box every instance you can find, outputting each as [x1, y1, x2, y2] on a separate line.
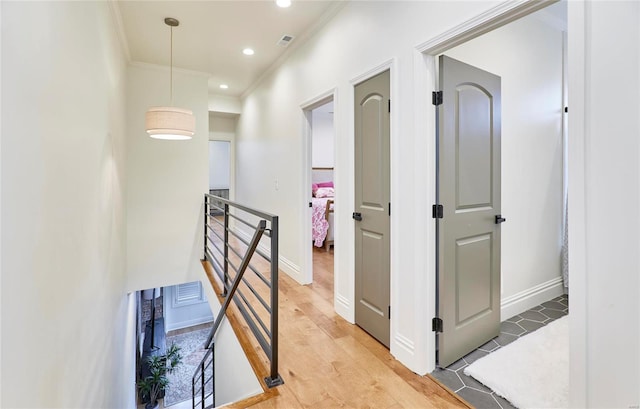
[107, 0, 132, 63]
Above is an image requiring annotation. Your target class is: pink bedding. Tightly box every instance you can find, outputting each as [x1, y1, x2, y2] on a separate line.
[311, 197, 332, 247]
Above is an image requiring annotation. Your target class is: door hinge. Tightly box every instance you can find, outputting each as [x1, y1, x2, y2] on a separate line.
[388, 202, 391, 216]
[388, 99, 391, 113]
[309, 202, 312, 208]
[432, 317, 443, 333]
[432, 91, 443, 106]
[388, 305, 391, 319]
[432, 204, 443, 219]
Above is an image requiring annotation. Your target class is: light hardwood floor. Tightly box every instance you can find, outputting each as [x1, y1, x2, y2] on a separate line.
[203, 246, 469, 409]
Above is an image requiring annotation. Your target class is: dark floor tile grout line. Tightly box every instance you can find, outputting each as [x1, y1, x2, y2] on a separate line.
[431, 295, 569, 409]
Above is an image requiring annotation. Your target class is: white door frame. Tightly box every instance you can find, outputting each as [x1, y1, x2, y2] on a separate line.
[413, 3, 586, 399]
[300, 89, 337, 285]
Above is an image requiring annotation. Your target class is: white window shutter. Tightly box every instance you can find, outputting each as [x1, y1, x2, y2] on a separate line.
[174, 282, 204, 306]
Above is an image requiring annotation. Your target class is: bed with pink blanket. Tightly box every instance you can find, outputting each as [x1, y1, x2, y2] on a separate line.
[311, 168, 335, 250]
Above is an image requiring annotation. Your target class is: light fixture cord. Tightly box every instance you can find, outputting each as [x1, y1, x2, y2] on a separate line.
[170, 24, 173, 105]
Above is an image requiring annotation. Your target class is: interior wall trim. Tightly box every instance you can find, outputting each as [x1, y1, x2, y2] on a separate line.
[394, 333, 416, 354]
[107, 0, 132, 62]
[416, 0, 558, 55]
[232, 226, 303, 284]
[500, 277, 565, 320]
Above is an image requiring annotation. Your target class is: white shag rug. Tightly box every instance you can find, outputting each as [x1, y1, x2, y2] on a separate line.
[464, 316, 569, 409]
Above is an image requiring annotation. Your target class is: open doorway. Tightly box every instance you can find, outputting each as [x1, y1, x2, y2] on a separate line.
[209, 112, 237, 203]
[309, 100, 335, 291]
[427, 1, 569, 407]
[209, 140, 231, 203]
[301, 94, 336, 296]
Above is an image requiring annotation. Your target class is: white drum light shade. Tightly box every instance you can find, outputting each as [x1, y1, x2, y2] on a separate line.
[145, 106, 195, 140]
[146, 18, 195, 141]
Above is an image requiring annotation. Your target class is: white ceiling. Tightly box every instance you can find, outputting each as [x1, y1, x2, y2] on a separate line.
[117, 1, 565, 99]
[116, 1, 342, 97]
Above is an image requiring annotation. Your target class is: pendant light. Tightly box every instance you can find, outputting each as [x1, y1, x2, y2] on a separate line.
[145, 17, 195, 140]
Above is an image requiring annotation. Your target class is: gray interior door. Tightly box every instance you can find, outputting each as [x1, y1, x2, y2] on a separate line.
[354, 70, 391, 347]
[437, 56, 502, 367]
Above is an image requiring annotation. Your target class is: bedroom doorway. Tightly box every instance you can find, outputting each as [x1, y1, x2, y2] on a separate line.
[301, 92, 336, 293]
[310, 100, 335, 289]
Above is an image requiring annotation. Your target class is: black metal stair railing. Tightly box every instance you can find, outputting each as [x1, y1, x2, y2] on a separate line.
[192, 347, 214, 408]
[192, 194, 283, 409]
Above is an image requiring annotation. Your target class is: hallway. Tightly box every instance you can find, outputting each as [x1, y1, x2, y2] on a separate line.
[220, 247, 469, 408]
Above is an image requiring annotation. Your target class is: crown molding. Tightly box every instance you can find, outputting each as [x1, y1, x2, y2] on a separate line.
[241, 1, 348, 100]
[107, 0, 131, 63]
[129, 61, 211, 79]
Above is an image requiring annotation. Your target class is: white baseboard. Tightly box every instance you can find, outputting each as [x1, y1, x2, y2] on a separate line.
[394, 333, 416, 355]
[391, 333, 420, 374]
[278, 254, 303, 284]
[501, 276, 564, 321]
[231, 227, 304, 284]
[165, 317, 214, 333]
[334, 293, 353, 323]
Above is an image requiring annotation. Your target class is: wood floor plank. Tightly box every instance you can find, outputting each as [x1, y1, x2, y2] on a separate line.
[208, 247, 468, 409]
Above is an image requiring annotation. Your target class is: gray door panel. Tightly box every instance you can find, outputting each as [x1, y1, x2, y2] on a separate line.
[355, 70, 391, 347]
[437, 56, 501, 367]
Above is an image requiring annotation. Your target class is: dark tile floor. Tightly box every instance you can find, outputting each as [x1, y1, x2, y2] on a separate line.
[432, 294, 569, 409]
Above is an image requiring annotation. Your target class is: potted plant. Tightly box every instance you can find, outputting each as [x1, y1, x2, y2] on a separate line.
[138, 343, 183, 409]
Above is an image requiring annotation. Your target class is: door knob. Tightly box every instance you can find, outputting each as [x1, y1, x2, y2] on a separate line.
[495, 215, 506, 224]
[352, 212, 363, 221]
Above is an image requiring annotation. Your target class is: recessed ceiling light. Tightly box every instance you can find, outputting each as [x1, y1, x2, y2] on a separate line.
[276, 0, 291, 8]
[243, 48, 255, 56]
[219, 84, 229, 89]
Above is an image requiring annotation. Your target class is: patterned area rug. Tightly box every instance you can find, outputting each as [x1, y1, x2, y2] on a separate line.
[164, 324, 213, 407]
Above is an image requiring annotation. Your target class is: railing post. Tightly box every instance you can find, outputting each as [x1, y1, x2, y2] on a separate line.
[223, 203, 229, 296]
[265, 215, 283, 387]
[192, 374, 195, 409]
[203, 195, 208, 261]
[201, 359, 205, 409]
[212, 345, 216, 408]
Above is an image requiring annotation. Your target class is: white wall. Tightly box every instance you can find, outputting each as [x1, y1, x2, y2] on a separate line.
[209, 94, 242, 115]
[210, 114, 237, 134]
[234, 0, 502, 374]
[209, 141, 231, 190]
[163, 283, 213, 332]
[311, 106, 334, 168]
[569, 2, 640, 407]
[235, 5, 640, 402]
[1, 2, 134, 407]
[126, 65, 209, 292]
[445, 14, 564, 318]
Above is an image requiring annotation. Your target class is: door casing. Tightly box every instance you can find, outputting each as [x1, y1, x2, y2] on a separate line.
[301, 89, 337, 286]
[412, 0, 567, 373]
